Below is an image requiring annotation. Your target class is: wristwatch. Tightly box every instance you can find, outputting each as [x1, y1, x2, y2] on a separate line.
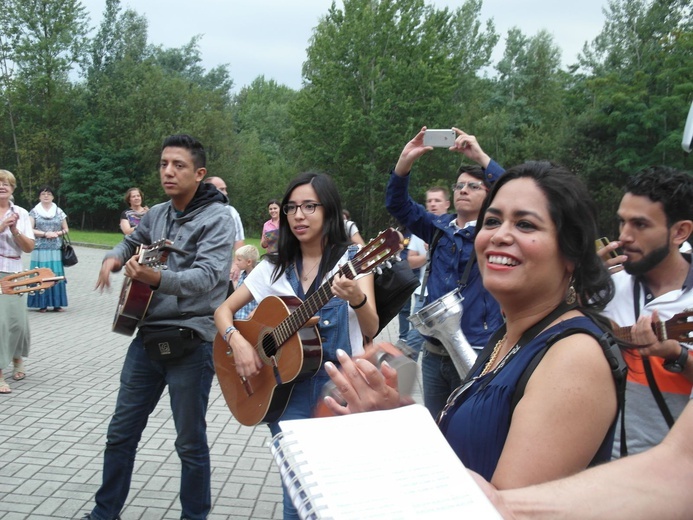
[663, 345, 689, 373]
[223, 325, 238, 343]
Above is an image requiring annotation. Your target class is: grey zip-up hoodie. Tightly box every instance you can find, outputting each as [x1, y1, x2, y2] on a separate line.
[105, 182, 235, 341]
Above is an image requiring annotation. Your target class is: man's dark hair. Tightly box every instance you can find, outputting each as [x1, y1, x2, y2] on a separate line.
[457, 164, 489, 188]
[161, 134, 206, 169]
[625, 166, 693, 226]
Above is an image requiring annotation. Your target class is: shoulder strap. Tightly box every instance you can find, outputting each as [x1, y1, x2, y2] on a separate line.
[459, 249, 476, 288]
[309, 245, 349, 298]
[509, 323, 629, 457]
[633, 282, 675, 428]
[463, 301, 576, 386]
[418, 228, 444, 302]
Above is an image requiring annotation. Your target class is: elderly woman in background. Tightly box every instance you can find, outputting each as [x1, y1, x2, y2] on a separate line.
[120, 187, 149, 235]
[27, 185, 69, 312]
[0, 169, 35, 393]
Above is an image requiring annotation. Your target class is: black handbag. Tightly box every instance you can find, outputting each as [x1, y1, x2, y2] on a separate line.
[373, 258, 420, 336]
[140, 325, 202, 360]
[61, 233, 78, 267]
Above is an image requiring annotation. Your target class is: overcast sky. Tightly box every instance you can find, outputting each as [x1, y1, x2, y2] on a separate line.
[78, 0, 608, 92]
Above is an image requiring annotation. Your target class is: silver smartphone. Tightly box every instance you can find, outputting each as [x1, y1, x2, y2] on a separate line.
[423, 129, 456, 148]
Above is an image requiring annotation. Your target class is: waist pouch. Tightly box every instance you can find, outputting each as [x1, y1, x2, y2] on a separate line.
[140, 325, 202, 361]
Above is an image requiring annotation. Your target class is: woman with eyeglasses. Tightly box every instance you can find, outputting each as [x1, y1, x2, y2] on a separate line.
[0, 170, 35, 393]
[324, 162, 621, 491]
[214, 172, 378, 520]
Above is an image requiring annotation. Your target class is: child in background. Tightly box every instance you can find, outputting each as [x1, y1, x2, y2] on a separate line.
[233, 245, 260, 320]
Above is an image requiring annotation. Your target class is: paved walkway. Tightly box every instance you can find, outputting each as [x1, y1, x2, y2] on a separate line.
[0, 245, 419, 519]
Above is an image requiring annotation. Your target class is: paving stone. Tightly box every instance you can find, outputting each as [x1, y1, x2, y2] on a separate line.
[0, 244, 414, 519]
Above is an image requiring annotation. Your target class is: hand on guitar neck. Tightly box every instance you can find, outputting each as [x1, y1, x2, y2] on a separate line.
[123, 254, 162, 288]
[109, 240, 188, 336]
[613, 309, 693, 361]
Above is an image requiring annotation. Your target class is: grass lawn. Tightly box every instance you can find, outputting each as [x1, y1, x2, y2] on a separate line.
[70, 229, 262, 251]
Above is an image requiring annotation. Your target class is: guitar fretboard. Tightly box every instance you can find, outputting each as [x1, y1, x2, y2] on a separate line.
[268, 231, 400, 350]
[612, 321, 667, 343]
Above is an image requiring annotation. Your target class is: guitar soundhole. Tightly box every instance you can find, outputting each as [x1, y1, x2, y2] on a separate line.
[260, 333, 279, 361]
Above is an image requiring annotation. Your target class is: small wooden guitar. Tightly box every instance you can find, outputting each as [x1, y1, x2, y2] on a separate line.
[0, 268, 64, 295]
[214, 228, 404, 426]
[612, 310, 693, 344]
[112, 239, 185, 336]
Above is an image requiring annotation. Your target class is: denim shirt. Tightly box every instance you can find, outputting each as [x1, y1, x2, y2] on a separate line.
[286, 263, 354, 364]
[385, 162, 505, 346]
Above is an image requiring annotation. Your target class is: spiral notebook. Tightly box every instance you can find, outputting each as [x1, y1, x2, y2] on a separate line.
[270, 404, 502, 519]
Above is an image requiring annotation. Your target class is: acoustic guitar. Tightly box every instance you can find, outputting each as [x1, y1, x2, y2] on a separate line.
[112, 239, 185, 336]
[0, 268, 64, 295]
[612, 310, 693, 344]
[214, 228, 404, 426]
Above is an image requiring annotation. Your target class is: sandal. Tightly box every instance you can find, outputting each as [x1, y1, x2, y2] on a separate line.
[0, 375, 10, 394]
[13, 359, 26, 381]
[39, 308, 47, 313]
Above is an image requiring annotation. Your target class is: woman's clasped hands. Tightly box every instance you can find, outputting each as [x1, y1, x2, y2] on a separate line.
[322, 348, 414, 415]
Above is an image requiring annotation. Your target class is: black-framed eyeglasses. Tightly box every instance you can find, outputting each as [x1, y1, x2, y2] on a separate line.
[452, 182, 486, 192]
[282, 202, 324, 215]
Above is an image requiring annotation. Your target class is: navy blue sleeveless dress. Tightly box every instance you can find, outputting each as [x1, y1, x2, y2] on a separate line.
[438, 317, 616, 481]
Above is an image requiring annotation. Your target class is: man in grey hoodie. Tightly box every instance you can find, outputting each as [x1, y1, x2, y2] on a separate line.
[86, 134, 234, 520]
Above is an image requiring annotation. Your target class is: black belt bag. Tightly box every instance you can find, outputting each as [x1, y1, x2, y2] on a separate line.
[140, 325, 202, 360]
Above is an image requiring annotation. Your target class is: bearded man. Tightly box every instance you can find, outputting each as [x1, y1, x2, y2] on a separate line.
[600, 166, 693, 457]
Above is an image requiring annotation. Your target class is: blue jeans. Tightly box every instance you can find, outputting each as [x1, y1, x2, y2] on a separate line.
[406, 297, 426, 359]
[397, 300, 410, 341]
[268, 293, 351, 520]
[421, 348, 461, 420]
[90, 335, 215, 520]
[422, 343, 483, 419]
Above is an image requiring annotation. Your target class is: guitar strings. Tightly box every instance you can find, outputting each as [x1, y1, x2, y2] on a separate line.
[260, 240, 396, 357]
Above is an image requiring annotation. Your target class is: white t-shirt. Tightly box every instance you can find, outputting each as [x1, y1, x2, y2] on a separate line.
[227, 205, 245, 243]
[408, 234, 427, 297]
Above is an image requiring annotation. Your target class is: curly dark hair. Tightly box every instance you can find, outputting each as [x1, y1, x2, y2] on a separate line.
[625, 166, 693, 227]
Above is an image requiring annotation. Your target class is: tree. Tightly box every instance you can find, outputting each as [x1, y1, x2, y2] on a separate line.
[292, 0, 497, 237]
[229, 76, 299, 234]
[568, 0, 693, 236]
[56, 1, 237, 228]
[1, 0, 89, 201]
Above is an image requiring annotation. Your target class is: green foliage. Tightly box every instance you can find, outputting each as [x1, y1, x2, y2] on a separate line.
[1, 0, 692, 240]
[292, 0, 497, 237]
[565, 0, 693, 234]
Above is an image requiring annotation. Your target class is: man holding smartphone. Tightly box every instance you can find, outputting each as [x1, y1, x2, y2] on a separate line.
[386, 126, 505, 419]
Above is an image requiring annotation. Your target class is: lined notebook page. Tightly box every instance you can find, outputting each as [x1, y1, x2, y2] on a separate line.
[270, 404, 502, 519]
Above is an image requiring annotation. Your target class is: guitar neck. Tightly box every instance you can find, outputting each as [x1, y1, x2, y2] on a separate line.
[613, 321, 669, 343]
[273, 264, 353, 346]
[269, 228, 403, 347]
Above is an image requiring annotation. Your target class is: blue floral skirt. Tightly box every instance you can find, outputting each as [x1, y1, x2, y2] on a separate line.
[27, 249, 68, 309]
